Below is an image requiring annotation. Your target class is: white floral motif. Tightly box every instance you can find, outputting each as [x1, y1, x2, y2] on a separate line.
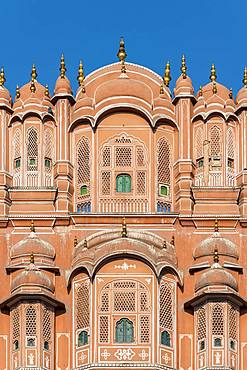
[162, 352, 170, 365]
[114, 262, 136, 271]
[114, 348, 135, 360]
[28, 353, 34, 365]
[101, 349, 111, 360]
[45, 356, 49, 368]
[139, 349, 149, 360]
[215, 352, 221, 365]
[79, 352, 87, 362]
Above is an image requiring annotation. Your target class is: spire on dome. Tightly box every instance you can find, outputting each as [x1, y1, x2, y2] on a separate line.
[0, 67, 6, 86]
[210, 63, 217, 82]
[243, 66, 247, 86]
[77, 60, 85, 92]
[117, 37, 127, 73]
[45, 84, 50, 97]
[121, 216, 127, 237]
[31, 219, 35, 233]
[163, 62, 171, 87]
[74, 236, 78, 247]
[213, 248, 219, 264]
[30, 252, 34, 264]
[16, 85, 20, 99]
[181, 54, 187, 78]
[60, 54, 66, 78]
[199, 85, 203, 97]
[31, 64, 37, 81]
[30, 79, 36, 93]
[229, 88, 233, 99]
[213, 81, 217, 94]
[214, 219, 219, 232]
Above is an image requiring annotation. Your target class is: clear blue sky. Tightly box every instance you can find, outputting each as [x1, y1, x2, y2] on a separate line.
[2, 0, 247, 97]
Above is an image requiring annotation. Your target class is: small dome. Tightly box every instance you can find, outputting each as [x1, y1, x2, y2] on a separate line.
[11, 231, 55, 260]
[54, 76, 72, 95]
[174, 74, 194, 96]
[11, 263, 54, 293]
[195, 263, 238, 292]
[194, 232, 239, 260]
[236, 86, 247, 105]
[0, 85, 11, 104]
[197, 82, 231, 102]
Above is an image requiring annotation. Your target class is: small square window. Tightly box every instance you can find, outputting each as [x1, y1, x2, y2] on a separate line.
[228, 158, 234, 168]
[196, 158, 204, 168]
[29, 158, 36, 166]
[14, 158, 21, 168]
[159, 184, 169, 197]
[45, 158, 51, 169]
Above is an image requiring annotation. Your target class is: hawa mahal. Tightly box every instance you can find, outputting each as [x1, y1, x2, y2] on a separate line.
[0, 39, 246, 370]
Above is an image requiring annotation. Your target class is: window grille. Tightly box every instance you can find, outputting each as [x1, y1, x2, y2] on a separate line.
[102, 147, 111, 167]
[229, 306, 238, 341]
[115, 147, 132, 167]
[210, 126, 222, 158]
[140, 315, 150, 343]
[160, 282, 173, 331]
[101, 171, 111, 195]
[42, 305, 51, 342]
[77, 137, 90, 190]
[27, 128, 38, 171]
[136, 147, 145, 166]
[195, 127, 203, 159]
[99, 316, 109, 343]
[212, 304, 224, 336]
[75, 280, 90, 330]
[12, 307, 20, 340]
[25, 305, 37, 336]
[100, 291, 110, 312]
[13, 129, 21, 172]
[113, 291, 136, 312]
[197, 308, 206, 341]
[137, 171, 146, 195]
[44, 129, 53, 174]
[157, 138, 171, 185]
[227, 128, 234, 159]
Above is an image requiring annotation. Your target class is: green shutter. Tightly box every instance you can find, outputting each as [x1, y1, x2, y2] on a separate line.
[116, 174, 131, 193]
[116, 318, 133, 343]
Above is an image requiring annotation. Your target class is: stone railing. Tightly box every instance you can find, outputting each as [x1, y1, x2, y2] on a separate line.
[99, 198, 149, 213]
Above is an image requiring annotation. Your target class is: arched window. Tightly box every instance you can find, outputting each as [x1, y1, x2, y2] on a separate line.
[116, 174, 131, 193]
[78, 330, 88, 346]
[213, 337, 222, 347]
[80, 185, 88, 195]
[115, 318, 134, 343]
[13, 340, 19, 351]
[44, 341, 49, 350]
[161, 330, 171, 347]
[76, 137, 91, 212]
[27, 338, 36, 347]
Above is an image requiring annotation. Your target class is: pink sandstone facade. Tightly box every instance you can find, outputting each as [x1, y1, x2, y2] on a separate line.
[0, 39, 247, 369]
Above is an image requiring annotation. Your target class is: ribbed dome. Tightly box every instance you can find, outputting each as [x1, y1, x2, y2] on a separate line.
[236, 86, 247, 105]
[54, 76, 72, 95]
[10, 231, 55, 260]
[197, 82, 231, 101]
[0, 85, 11, 103]
[194, 232, 239, 260]
[11, 263, 54, 293]
[174, 74, 194, 96]
[195, 263, 238, 292]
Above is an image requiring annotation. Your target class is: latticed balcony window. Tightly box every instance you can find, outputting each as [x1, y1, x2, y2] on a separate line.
[115, 318, 134, 343]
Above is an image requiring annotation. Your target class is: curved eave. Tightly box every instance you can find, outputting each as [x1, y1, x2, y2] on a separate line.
[172, 94, 197, 105]
[235, 103, 247, 114]
[184, 291, 247, 313]
[192, 110, 239, 123]
[9, 111, 55, 126]
[0, 292, 65, 313]
[0, 103, 13, 113]
[51, 93, 75, 105]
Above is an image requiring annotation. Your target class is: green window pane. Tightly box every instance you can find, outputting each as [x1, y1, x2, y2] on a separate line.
[78, 331, 88, 346]
[29, 158, 36, 166]
[15, 159, 21, 168]
[116, 174, 131, 193]
[115, 318, 134, 343]
[45, 158, 51, 168]
[80, 185, 88, 195]
[160, 185, 168, 196]
[161, 330, 171, 347]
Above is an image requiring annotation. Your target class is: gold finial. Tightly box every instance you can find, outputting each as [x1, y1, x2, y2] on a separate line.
[0, 67, 6, 86]
[199, 85, 203, 97]
[243, 67, 247, 87]
[181, 54, 187, 78]
[170, 235, 175, 246]
[30, 252, 34, 264]
[214, 219, 219, 232]
[77, 60, 85, 92]
[74, 236, 78, 248]
[83, 239, 88, 248]
[30, 220, 35, 232]
[213, 248, 219, 264]
[229, 88, 233, 99]
[163, 240, 167, 249]
[210, 63, 217, 82]
[31, 64, 37, 81]
[213, 81, 217, 94]
[45, 84, 50, 97]
[16, 85, 20, 99]
[164, 62, 171, 87]
[117, 37, 127, 73]
[60, 54, 66, 78]
[121, 217, 127, 238]
[160, 83, 165, 95]
[30, 79, 36, 93]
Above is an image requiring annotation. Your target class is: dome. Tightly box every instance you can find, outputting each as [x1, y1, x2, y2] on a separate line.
[94, 76, 153, 105]
[195, 263, 238, 292]
[10, 231, 55, 260]
[174, 74, 194, 96]
[11, 263, 54, 293]
[0, 85, 11, 104]
[54, 76, 72, 95]
[197, 82, 230, 101]
[236, 86, 247, 105]
[193, 232, 239, 260]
